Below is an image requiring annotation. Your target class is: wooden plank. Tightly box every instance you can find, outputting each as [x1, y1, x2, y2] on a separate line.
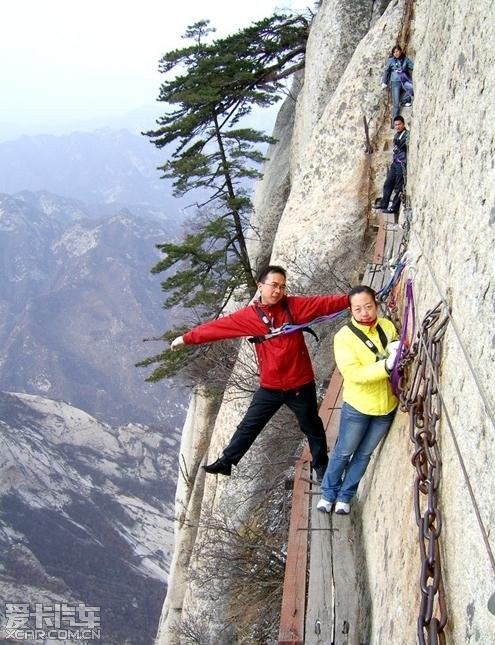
[305, 377, 360, 645]
[306, 512, 361, 645]
[369, 210, 407, 293]
[278, 455, 310, 644]
[305, 494, 334, 645]
[383, 211, 405, 263]
[324, 380, 342, 451]
[372, 212, 386, 264]
[305, 374, 343, 644]
[331, 514, 360, 645]
[391, 219, 405, 259]
[319, 370, 343, 435]
[366, 211, 389, 293]
[362, 262, 386, 294]
[383, 212, 396, 264]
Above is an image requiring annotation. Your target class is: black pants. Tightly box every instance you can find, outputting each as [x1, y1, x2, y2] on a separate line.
[381, 161, 404, 213]
[223, 380, 328, 469]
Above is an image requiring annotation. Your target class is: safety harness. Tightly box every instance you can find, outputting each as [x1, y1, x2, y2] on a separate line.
[248, 300, 319, 345]
[346, 321, 389, 360]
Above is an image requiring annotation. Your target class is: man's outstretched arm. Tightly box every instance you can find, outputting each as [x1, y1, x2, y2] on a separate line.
[170, 307, 263, 350]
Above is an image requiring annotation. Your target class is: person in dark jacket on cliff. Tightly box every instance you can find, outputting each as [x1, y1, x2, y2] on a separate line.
[372, 116, 408, 218]
[381, 45, 414, 126]
[170, 265, 348, 480]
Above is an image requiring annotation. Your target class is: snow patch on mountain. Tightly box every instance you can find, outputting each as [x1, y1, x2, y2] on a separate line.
[52, 224, 100, 257]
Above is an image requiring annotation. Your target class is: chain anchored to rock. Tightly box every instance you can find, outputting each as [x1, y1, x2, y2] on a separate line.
[397, 301, 450, 644]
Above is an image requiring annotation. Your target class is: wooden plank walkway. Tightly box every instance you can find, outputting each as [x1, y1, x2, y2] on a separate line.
[305, 375, 342, 645]
[305, 375, 361, 645]
[330, 513, 361, 645]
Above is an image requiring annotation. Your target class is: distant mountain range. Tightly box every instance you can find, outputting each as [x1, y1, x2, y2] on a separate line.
[0, 104, 164, 141]
[0, 391, 179, 645]
[0, 127, 190, 214]
[0, 126, 192, 643]
[0, 189, 186, 427]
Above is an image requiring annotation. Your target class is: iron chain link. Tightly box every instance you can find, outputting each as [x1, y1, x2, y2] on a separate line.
[397, 301, 449, 644]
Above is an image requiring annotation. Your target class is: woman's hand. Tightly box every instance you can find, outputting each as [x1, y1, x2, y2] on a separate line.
[385, 349, 398, 372]
[387, 340, 401, 354]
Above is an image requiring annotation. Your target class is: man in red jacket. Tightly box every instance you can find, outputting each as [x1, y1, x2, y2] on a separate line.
[171, 265, 348, 479]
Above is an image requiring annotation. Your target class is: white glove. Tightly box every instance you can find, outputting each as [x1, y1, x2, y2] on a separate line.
[385, 349, 398, 372]
[170, 336, 185, 351]
[387, 340, 401, 354]
[381, 82, 388, 89]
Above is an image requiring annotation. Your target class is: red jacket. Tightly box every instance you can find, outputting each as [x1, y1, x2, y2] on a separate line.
[183, 294, 348, 390]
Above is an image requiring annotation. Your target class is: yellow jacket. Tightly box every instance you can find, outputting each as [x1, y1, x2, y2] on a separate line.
[334, 317, 398, 415]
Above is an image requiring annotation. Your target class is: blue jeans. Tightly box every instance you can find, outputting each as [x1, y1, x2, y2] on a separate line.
[320, 402, 397, 503]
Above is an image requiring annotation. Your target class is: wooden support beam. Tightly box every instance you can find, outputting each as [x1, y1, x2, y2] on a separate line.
[319, 369, 343, 438]
[278, 453, 310, 645]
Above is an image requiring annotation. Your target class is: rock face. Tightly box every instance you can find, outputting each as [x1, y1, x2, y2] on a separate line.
[247, 75, 301, 271]
[157, 0, 495, 642]
[272, 1, 402, 282]
[290, 0, 378, 172]
[359, 1, 495, 642]
[0, 391, 180, 645]
[154, 385, 222, 641]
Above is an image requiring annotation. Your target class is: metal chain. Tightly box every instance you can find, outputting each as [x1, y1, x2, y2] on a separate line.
[397, 301, 449, 644]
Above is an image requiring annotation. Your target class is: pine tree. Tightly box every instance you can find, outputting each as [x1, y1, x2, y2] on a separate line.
[139, 13, 309, 380]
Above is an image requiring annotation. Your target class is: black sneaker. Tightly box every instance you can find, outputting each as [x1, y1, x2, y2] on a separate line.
[371, 202, 384, 210]
[203, 458, 232, 476]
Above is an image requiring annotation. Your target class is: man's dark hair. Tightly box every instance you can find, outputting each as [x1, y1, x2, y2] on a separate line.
[393, 115, 405, 124]
[347, 285, 377, 306]
[256, 265, 287, 283]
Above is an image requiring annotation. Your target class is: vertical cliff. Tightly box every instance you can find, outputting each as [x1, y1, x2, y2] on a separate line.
[156, 0, 494, 642]
[358, 1, 495, 642]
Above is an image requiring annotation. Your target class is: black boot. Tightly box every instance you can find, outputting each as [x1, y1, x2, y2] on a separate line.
[203, 457, 232, 476]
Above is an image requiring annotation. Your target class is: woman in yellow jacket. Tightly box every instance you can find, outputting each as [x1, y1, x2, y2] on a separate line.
[317, 285, 399, 515]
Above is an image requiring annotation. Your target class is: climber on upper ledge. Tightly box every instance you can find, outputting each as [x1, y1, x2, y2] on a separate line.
[169, 265, 348, 481]
[381, 44, 414, 127]
[372, 115, 408, 220]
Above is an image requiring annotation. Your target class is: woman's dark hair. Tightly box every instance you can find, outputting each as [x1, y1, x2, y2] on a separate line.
[347, 285, 377, 307]
[391, 45, 405, 58]
[257, 265, 286, 283]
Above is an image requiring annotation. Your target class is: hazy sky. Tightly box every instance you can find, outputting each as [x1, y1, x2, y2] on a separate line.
[0, 0, 309, 139]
